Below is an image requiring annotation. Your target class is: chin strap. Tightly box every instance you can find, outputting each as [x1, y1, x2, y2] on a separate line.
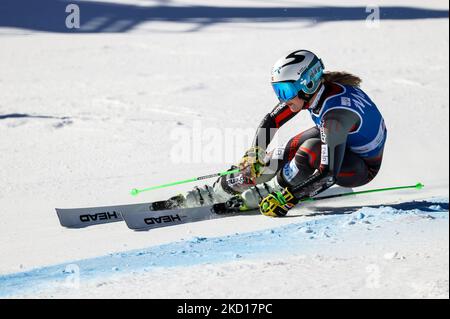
[297, 90, 314, 103]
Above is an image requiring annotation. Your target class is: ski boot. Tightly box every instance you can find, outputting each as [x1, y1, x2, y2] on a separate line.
[212, 195, 247, 215]
[150, 181, 234, 211]
[149, 194, 186, 211]
[212, 179, 284, 214]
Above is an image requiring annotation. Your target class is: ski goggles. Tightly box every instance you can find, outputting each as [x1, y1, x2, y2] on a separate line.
[272, 60, 324, 102]
[271, 80, 306, 102]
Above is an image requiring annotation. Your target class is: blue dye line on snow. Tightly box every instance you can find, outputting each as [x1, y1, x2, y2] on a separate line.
[0, 199, 448, 297]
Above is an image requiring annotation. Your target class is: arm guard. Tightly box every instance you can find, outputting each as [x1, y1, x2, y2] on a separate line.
[252, 103, 297, 152]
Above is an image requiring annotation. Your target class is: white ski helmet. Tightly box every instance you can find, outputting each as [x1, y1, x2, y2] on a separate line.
[271, 50, 324, 102]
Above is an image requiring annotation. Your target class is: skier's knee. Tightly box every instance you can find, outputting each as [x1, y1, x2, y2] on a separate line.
[295, 138, 321, 170]
[336, 156, 369, 188]
[276, 138, 321, 187]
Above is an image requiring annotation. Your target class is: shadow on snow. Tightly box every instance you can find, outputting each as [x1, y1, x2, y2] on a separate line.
[0, 0, 448, 33]
[0, 113, 70, 120]
[304, 200, 449, 217]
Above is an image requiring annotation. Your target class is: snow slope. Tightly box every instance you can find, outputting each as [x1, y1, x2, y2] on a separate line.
[1, 199, 448, 298]
[0, 0, 448, 298]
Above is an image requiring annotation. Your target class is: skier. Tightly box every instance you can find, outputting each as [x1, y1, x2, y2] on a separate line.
[183, 49, 387, 217]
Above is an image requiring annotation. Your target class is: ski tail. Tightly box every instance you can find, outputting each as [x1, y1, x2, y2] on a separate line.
[56, 202, 150, 228]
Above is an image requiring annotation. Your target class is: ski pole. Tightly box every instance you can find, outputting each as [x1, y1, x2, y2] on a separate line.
[300, 182, 424, 203]
[130, 168, 241, 196]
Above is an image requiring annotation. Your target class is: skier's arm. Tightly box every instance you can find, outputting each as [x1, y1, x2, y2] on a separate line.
[252, 103, 298, 152]
[238, 103, 298, 180]
[291, 109, 360, 199]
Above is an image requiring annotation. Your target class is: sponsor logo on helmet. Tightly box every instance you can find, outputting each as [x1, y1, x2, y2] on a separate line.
[309, 62, 323, 79]
[281, 51, 306, 68]
[272, 66, 282, 75]
[297, 66, 307, 75]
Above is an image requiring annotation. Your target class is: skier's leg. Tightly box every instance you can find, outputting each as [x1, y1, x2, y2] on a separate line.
[217, 126, 321, 194]
[238, 127, 321, 209]
[365, 147, 384, 182]
[336, 147, 384, 187]
[276, 137, 322, 188]
[186, 127, 321, 208]
[262, 126, 320, 179]
[275, 137, 385, 189]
